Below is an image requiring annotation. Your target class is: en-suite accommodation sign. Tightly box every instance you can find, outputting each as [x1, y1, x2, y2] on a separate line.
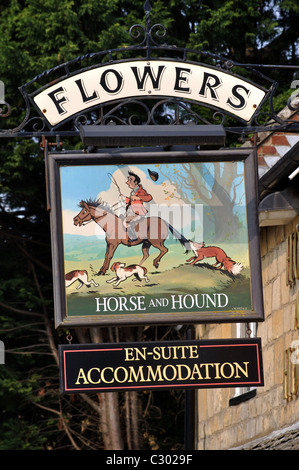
[59, 338, 264, 394]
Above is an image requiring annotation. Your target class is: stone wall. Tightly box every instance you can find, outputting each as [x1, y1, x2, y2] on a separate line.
[196, 215, 299, 450]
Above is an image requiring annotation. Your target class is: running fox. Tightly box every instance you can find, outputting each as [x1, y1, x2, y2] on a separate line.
[186, 241, 243, 275]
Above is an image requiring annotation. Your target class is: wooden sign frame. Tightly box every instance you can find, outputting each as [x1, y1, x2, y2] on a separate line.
[47, 148, 264, 328]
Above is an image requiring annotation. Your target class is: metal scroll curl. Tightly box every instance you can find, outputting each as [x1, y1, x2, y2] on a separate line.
[0, 0, 298, 140]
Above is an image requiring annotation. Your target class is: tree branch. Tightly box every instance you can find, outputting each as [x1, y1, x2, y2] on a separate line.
[33, 401, 81, 450]
[30, 259, 58, 365]
[0, 301, 43, 318]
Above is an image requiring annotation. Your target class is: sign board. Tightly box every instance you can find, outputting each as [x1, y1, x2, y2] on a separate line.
[0, 340, 4, 364]
[48, 149, 264, 327]
[32, 59, 266, 126]
[59, 338, 264, 394]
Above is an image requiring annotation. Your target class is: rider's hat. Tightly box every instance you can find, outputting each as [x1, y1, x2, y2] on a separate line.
[148, 169, 159, 181]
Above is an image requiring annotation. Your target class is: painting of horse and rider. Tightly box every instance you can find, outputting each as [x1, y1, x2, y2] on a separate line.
[59, 160, 253, 321]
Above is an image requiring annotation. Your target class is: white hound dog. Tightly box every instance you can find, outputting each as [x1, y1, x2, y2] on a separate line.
[106, 262, 149, 287]
[65, 270, 99, 289]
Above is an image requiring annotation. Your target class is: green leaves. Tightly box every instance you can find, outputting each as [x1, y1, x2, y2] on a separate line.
[187, 0, 298, 63]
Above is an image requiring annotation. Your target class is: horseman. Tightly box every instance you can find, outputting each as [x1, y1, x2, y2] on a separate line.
[119, 171, 153, 242]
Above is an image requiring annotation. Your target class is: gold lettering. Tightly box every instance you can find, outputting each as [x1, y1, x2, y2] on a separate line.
[124, 347, 134, 361]
[190, 363, 204, 380]
[162, 364, 177, 381]
[177, 364, 191, 380]
[189, 345, 199, 359]
[75, 368, 89, 385]
[200, 363, 214, 379]
[135, 347, 147, 361]
[87, 367, 101, 384]
[101, 367, 114, 383]
[114, 366, 129, 383]
[146, 365, 163, 382]
[152, 346, 161, 360]
[124, 347, 147, 361]
[234, 361, 249, 378]
[128, 366, 146, 383]
[171, 347, 179, 360]
[220, 362, 235, 379]
[214, 363, 221, 379]
[160, 347, 172, 360]
[176, 346, 189, 359]
[73, 360, 251, 388]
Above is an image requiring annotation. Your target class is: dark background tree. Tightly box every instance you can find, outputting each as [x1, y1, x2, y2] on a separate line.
[0, 0, 298, 450]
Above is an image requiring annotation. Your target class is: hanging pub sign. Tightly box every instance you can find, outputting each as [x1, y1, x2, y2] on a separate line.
[32, 59, 267, 127]
[59, 338, 264, 394]
[48, 149, 264, 328]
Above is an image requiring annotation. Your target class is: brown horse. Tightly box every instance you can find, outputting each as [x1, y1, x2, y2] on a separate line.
[73, 199, 190, 275]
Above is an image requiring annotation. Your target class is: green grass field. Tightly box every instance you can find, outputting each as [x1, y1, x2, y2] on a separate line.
[64, 236, 252, 318]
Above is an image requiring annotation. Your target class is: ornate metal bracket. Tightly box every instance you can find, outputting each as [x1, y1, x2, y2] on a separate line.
[0, 1, 298, 142]
[129, 0, 167, 54]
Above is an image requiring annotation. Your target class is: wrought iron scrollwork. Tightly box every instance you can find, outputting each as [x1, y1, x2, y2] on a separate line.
[70, 97, 228, 129]
[0, 0, 298, 140]
[129, 0, 166, 55]
[0, 101, 11, 119]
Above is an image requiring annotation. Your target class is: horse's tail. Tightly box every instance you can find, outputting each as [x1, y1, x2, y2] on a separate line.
[168, 225, 192, 252]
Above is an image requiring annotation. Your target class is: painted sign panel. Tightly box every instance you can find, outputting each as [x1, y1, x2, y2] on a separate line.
[33, 60, 266, 126]
[48, 150, 264, 327]
[59, 338, 264, 393]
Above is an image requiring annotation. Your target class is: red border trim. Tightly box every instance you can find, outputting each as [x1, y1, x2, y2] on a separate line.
[62, 343, 263, 392]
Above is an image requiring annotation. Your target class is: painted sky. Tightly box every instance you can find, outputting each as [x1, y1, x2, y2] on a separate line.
[60, 161, 245, 238]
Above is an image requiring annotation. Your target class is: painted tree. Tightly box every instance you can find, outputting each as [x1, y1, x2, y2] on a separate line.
[156, 161, 245, 242]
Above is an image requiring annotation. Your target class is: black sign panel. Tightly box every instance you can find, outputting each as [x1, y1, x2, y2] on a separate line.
[59, 338, 263, 394]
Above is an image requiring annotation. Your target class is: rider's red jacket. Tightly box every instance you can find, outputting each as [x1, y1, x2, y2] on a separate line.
[125, 185, 152, 215]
